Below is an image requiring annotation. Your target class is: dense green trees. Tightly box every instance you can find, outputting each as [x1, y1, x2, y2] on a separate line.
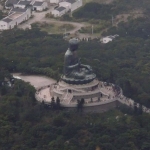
[73, 3, 116, 20]
[0, 28, 66, 77]
[73, 0, 150, 21]
[1, 84, 150, 150]
[104, 17, 150, 39]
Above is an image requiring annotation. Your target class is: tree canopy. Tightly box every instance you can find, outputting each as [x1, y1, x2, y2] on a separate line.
[73, 0, 150, 21]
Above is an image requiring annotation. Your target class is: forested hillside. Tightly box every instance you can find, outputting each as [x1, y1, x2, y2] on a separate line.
[73, 0, 150, 21]
[0, 28, 67, 80]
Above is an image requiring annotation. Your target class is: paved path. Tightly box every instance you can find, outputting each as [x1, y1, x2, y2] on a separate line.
[37, 88, 51, 102]
[40, 19, 85, 34]
[18, 10, 100, 39]
[100, 84, 150, 113]
[12, 73, 56, 88]
[18, 10, 86, 34]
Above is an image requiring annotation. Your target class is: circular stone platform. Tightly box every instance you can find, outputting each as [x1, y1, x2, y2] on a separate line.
[35, 79, 117, 107]
[35, 78, 119, 110]
[52, 79, 101, 101]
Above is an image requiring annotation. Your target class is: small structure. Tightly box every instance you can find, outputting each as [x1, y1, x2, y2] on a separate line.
[33, 1, 48, 11]
[100, 35, 119, 44]
[0, 8, 31, 30]
[66, 0, 82, 12]
[59, 2, 71, 12]
[14, 0, 33, 9]
[101, 37, 113, 44]
[59, 0, 82, 12]
[51, 6, 66, 17]
[52, 0, 82, 17]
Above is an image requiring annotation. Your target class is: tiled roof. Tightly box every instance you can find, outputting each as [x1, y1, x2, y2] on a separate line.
[18, 0, 31, 5]
[56, 6, 66, 12]
[66, 0, 76, 4]
[5, 0, 19, 6]
[33, 1, 44, 6]
[2, 18, 12, 23]
[11, 8, 28, 12]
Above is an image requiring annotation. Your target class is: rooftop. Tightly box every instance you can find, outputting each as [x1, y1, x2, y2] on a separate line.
[33, 1, 44, 6]
[10, 8, 28, 13]
[66, 0, 76, 4]
[8, 12, 23, 19]
[56, 6, 66, 12]
[2, 17, 12, 23]
[18, 0, 31, 5]
[5, 0, 19, 6]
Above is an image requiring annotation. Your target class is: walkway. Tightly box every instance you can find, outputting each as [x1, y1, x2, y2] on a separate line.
[18, 10, 86, 35]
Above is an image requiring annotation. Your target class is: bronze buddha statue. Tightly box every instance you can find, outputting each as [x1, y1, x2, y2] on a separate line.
[62, 38, 96, 84]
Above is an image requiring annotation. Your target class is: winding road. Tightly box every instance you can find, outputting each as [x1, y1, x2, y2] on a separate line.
[18, 10, 86, 34]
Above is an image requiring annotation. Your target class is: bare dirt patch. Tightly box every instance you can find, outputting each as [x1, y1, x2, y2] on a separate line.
[34, 22, 75, 34]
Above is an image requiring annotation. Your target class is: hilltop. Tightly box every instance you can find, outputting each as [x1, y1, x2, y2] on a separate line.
[0, 1, 150, 150]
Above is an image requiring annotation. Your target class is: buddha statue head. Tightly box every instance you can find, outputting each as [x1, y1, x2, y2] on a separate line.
[69, 38, 79, 51]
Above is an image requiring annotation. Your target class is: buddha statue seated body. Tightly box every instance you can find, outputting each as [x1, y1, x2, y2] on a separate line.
[62, 38, 96, 83]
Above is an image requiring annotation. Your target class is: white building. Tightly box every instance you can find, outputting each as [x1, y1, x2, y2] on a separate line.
[0, 8, 31, 30]
[33, 1, 48, 11]
[14, 1, 33, 9]
[59, 0, 82, 12]
[101, 35, 119, 44]
[101, 37, 113, 44]
[66, 0, 82, 12]
[59, 2, 71, 11]
[51, 6, 66, 17]
[52, 0, 82, 17]
[50, 0, 60, 4]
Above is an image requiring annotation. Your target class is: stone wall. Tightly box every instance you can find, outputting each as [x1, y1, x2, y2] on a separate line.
[63, 100, 119, 113]
[73, 92, 101, 100]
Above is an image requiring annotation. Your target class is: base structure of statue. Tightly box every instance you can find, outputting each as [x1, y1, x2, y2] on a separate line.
[35, 75, 127, 113]
[51, 77, 101, 105]
[35, 38, 120, 112]
[47, 76, 119, 112]
[35, 73, 121, 112]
